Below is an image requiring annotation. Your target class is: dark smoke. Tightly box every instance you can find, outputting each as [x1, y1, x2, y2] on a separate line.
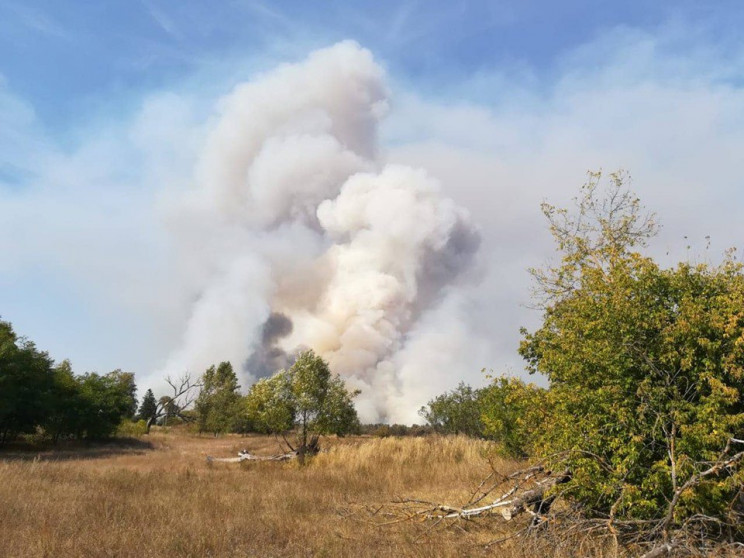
[244, 312, 294, 378]
[415, 219, 481, 311]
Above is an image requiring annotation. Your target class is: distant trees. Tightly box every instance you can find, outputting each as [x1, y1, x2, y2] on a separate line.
[244, 350, 360, 455]
[419, 382, 484, 438]
[0, 320, 138, 444]
[75, 370, 138, 439]
[419, 377, 545, 457]
[143, 374, 201, 433]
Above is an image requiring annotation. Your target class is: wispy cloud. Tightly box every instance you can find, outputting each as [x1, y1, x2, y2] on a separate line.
[141, 0, 183, 40]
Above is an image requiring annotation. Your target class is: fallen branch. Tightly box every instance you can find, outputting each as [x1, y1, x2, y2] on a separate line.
[381, 465, 566, 525]
[206, 450, 298, 463]
[500, 471, 571, 521]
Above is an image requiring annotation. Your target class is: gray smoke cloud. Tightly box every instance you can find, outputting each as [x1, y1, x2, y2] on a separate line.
[158, 41, 482, 422]
[244, 312, 294, 379]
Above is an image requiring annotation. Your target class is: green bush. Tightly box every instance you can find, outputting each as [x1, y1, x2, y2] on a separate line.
[116, 419, 148, 438]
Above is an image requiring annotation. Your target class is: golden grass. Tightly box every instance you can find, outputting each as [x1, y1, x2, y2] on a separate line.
[0, 431, 523, 557]
[1, 431, 705, 557]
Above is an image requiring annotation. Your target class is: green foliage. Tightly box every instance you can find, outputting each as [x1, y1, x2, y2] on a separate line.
[418, 378, 547, 457]
[419, 382, 484, 437]
[137, 389, 158, 423]
[116, 419, 148, 437]
[0, 320, 138, 443]
[0, 320, 55, 443]
[75, 370, 138, 439]
[521, 171, 744, 528]
[244, 350, 360, 451]
[479, 376, 547, 458]
[195, 361, 242, 435]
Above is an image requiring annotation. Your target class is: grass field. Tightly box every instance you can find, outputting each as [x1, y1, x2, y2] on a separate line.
[0, 430, 535, 558]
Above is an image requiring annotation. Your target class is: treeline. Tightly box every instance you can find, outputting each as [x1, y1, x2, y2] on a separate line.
[140, 351, 361, 455]
[419, 377, 545, 457]
[0, 320, 137, 444]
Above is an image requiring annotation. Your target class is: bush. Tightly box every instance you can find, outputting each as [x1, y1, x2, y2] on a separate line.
[521, 172, 744, 535]
[116, 419, 148, 438]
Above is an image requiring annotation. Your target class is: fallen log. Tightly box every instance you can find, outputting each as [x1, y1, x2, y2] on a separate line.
[500, 471, 571, 521]
[206, 450, 298, 463]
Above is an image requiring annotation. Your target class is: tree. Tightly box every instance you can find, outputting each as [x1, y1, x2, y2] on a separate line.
[75, 370, 138, 439]
[137, 389, 158, 423]
[520, 171, 744, 539]
[245, 350, 360, 457]
[479, 376, 547, 458]
[195, 361, 242, 435]
[45, 359, 85, 442]
[143, 374, 201, 433]
[0, 320, 55, 444]
[419, 382, 485, 437]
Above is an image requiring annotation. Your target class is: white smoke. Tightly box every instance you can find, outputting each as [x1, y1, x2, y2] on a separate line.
[159, 41, 481, 422]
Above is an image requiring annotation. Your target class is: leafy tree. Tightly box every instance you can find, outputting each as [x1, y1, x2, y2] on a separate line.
[0, 319, 138, 443]
[419, 382, 485, 437]
[0, 320, 55, 444]
[195, 361, 242, 435]
[45, 359, 86, 442]
[244, 350, 360, 455]
[521, 171, 744, 532]
[137, 389, 158, 423]
[75, 370, 138, 439]
[479, 376, 547, 458]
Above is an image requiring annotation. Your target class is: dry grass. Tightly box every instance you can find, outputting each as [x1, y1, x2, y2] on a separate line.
[4, 431, 722, 557]
[0, 431, 523, 557]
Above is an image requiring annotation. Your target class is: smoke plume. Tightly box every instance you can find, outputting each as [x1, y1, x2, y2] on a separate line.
[159, 41, 481, 422]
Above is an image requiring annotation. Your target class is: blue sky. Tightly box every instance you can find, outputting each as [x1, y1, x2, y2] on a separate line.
[1, 1, 743, 417]
[3, 1, 741, 136]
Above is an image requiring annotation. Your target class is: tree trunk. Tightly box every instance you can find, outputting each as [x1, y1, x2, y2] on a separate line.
[501, 472, 571, 521]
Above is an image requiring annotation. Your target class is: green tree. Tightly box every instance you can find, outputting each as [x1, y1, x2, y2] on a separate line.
[244, 350, 360, 456]
[521, 171, 744, 533]
[195, 361, 241, 435]
[0, 320, 55, 444]
[45, 359, 85, 442]
[479, 376, 547, 458]
[76, 370, 138, 439]
[419, 382, 485, 437]
[137, 389, 158, 423]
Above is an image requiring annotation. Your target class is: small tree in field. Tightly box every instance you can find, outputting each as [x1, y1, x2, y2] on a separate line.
[245, 350, 360, 457]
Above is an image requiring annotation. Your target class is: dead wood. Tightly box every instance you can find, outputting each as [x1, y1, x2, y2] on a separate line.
[500, 471, 570, 521]
[206, 450, 298, 463]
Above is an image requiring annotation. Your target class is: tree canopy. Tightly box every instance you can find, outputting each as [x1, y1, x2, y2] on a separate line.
[244, 350, 360, 454]
[0, 320, 138, 444]
[520, 171, 744, 531]
[195, 361, 241, 435]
